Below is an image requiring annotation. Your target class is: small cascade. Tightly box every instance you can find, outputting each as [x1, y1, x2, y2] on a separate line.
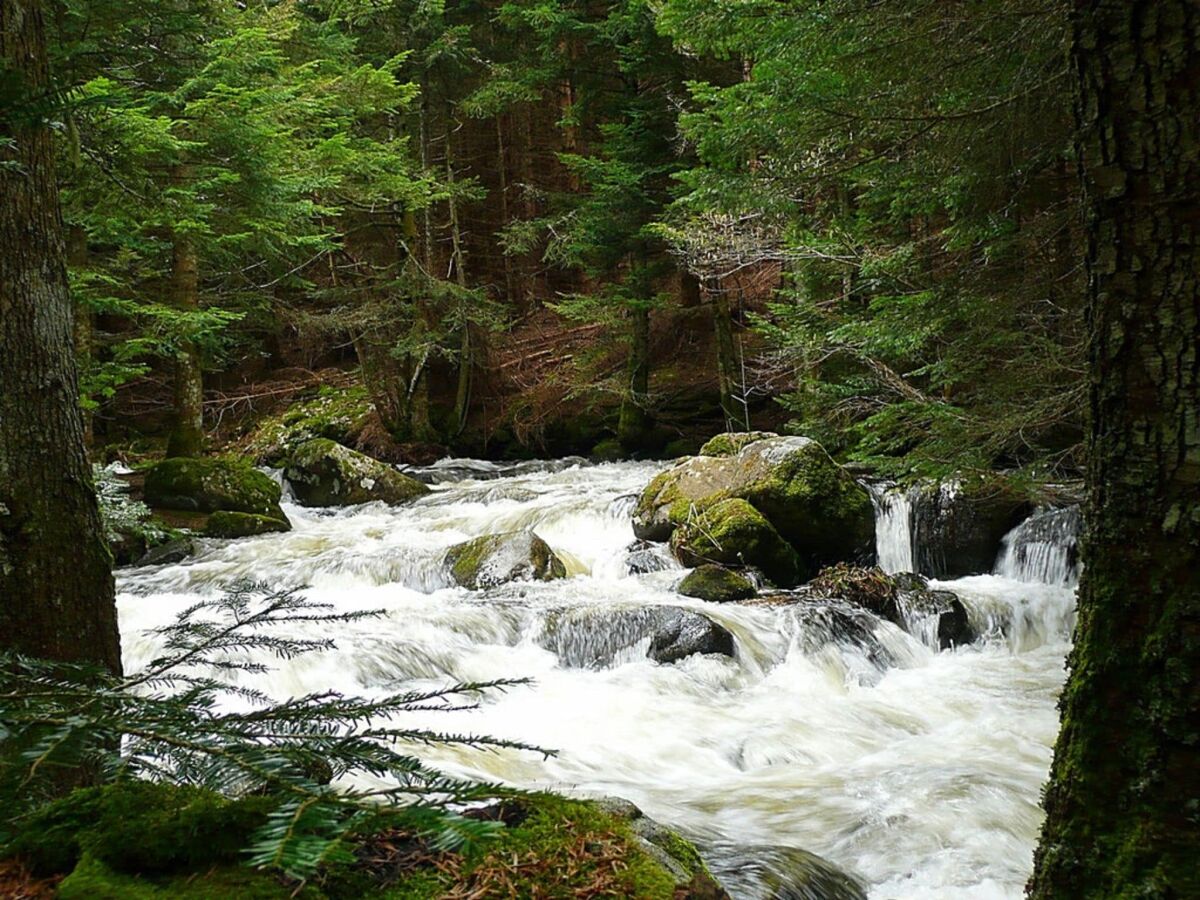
[994, 506, 1081, 587]
[869, 484, 915, 574]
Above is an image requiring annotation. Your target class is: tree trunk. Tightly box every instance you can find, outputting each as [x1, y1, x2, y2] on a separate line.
[0, 0, 120, 673]
[67, 224, 94, 445]
[617, 302, 652, 450]
[1028, 3, 1200, 897]
[708, 280, 747, 431]
[446, 127, 472, 437]
[165, 228, 204, 457]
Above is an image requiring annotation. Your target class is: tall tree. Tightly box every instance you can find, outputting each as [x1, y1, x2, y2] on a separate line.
[0, 0, 120, 672]
[1028, 2, 1200, 896]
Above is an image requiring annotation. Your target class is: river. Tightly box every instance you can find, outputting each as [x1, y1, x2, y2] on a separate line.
[117, 459, 1077, 899]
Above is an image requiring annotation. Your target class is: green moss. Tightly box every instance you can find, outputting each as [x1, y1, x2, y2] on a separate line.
[204, 510, 291, 538]
[144, 457, 284, 519]
[284, 439, 430, 507]
[241, 385, 372, 466]
[677, 564, 756, 602]
[57, 854, 313, 900]
[671, 498, 802, 586]
[698, 431, 774, 457]
[444, 531, 567, 589]
[7, 781, 277, 877]
[590, 437, 624, 461]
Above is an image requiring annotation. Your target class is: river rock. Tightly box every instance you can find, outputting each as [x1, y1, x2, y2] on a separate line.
[284, 438, 430, 507]
[538, 605, 735, 667]
[648, 608, 736, 663]
[899, 587, 974, 649]
[624, 540, 672, 574]
[911, 477, 1032, 578]
[678, 565, 757, 602]
[670, 498, 801, 586]
[699, 431, 774, 457]
[203, 510, 291, 539]
[135, 538, 196, 567]
[634, 435, 873, 570]
[711, 844, 867, 900]
[445, 530, 567, 590]
[144, 457, 287, 520]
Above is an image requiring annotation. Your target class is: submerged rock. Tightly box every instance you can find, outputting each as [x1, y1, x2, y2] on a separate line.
[708, 844, 867, 900]
[899, 587, 974, 649]
[284, 438, 430, 507]
[539, 605, 735, 667]
[634, 434, 873, 570]
[670, 498, 801, 586]
[445, 530, 567, 590]
[625, 540, 672, 575]
[678, 565, 757, 603]
[135, 538, 196, 567]
[203, 510, 291, 539]
[144, 457, 286, 520]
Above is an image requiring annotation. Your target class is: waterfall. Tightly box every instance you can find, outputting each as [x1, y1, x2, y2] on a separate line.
[994, 506, 1081, 587]
[869, 484, 914, 574]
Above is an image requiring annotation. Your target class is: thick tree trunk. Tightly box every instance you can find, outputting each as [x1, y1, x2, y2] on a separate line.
[617, 302, 652, 450]
[165, 229, 204, 457]
[0, 0, 120, 673]
[1028, 3, 1200, 897]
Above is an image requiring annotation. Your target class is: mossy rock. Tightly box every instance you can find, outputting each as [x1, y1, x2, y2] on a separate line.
[670, 498, 801, 586]
[144, 457, 285, 519]
[590, 437, 625, 461]
[677, 564, 757, 603]
[284, 439, 430, 507]
[241, 384, 373, 466]
[204, 510, 291, 539]
[6, 780, 277, 877]
[698, 431, 774, 457]
[634, 435, 873, 570]
[444, 530, 567, 590]
[56, 855, 312, 900]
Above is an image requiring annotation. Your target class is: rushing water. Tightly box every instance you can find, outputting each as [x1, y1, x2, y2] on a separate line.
[117, 459, 1077, 900]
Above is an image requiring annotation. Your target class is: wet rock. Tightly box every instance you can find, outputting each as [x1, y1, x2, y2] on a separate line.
[135, 538, 196, 567]
[708, 844, 866, 900]
[678, 565, 757, 603]
[144, 457, 285, 519]
[671, 499, 801, 587]
[899, 588, 974, 649]
[634, 435, 873, 569]
[624, 540, 671, 575]
[284, 438, 430, 507]
[593, 797, 729, 896]
[539, 605, 735, 667]
[203, 510, 291, 539]
[445, 530, 567, 590]
[911, 477, 1032, 578]
[648, 608, 735, 664]
[995, 504, 1081, 585]
[109, 529, 149, 567]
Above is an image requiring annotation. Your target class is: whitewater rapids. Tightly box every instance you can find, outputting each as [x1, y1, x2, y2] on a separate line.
[117, 459, 1077, 899]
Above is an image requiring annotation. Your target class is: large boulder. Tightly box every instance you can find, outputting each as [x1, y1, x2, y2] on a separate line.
[698, 431, 774, 457]
[678, 565, 757, 603]
[144, 457, 286, 521]
[445, 530, 567, 590]
[634, 435, 873, 570]
[670, 498, 801, 586]
[284, 439, 430, 507]
[911, 477, 1032, 578]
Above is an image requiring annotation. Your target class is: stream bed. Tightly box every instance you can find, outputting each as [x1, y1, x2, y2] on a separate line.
[117, 459, 1077, 899]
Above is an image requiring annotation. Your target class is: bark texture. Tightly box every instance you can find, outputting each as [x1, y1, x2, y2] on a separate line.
[1028, 2, 1200, 896]
[0, 0, 121, 672]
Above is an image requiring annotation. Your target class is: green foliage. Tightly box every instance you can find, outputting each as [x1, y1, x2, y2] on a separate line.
[93, 462, 168, 547]
[0, 583, 541, 881]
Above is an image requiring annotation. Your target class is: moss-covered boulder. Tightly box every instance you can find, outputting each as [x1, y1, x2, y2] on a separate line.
[284, 439, 430, 507]
[144, 457, 286, 520]
[445, 530, 567, 590]
[240, 384, 372, 466]
[677, 565, 757, 602]
[590, 437, 625, 461]
[698, 431, 774, 457]
[671, 498, 801, 586]
[634, 435, 873, 571]
[204, 511, 291, 539]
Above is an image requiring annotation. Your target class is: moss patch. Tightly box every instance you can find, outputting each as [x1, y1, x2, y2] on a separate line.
[444, 530, 567, 590]
[204, 510, 291, 538]
[670, 498, 802, 586]
[144, 457, 284, 519]
[677, 564, 757, 602]
[699, 431, 774, 457]
[240, 385, 373, 466]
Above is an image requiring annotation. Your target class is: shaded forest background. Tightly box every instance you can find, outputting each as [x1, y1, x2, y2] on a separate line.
[53, 0, 1081, 478]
